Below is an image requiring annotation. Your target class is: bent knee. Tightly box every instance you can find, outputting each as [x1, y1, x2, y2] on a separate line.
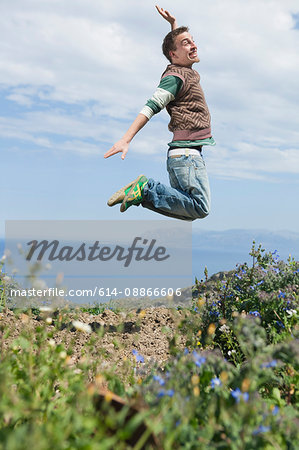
[192, 205, 210, 220]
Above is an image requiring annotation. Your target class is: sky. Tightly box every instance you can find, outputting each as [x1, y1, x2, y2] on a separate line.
[1, 0, 299, 237]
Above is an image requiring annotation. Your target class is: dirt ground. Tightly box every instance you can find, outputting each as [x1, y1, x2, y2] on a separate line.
[0, 307, 191, 378]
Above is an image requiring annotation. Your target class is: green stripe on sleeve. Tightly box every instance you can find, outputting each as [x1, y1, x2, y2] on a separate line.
[159, 76, 183, 96]
[146, 99, 162, 114]
[139, 76, 183, 119]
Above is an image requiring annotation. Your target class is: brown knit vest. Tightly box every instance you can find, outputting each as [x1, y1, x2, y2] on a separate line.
[161, 64, 211, 141]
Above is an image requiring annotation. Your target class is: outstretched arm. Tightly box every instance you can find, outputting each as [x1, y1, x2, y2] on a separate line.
[155, 5, 178, 30]
[104, 113, 149, 160]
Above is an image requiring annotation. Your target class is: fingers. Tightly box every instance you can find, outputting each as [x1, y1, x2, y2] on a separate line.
[104, 146, 120, 159]
[104, 145, 128, 160]
[121, 148, 128, 160]
[103, 148, 115, 158]
[155, 5, 167, 18]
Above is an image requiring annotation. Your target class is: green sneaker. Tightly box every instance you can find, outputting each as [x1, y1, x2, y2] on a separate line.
[107, 178, 138, 207]
[120, 175, 148, 212]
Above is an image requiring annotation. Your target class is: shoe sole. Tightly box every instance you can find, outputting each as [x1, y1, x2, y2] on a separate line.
[120, 174, 145, 213]
[107, 179, 139, 207]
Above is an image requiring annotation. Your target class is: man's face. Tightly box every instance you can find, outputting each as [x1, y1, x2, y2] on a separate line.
[169, 32, 199, 67]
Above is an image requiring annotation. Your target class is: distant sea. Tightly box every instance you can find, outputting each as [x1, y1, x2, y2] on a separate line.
[1, 229, 299, 281]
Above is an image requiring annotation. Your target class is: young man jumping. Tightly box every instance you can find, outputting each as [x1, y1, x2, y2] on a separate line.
[104, 5, 215, 221]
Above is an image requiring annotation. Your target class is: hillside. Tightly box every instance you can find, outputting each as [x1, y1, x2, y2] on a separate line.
[0, 243, 298, 449]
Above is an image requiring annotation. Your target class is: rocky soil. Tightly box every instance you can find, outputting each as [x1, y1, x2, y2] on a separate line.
[0, 307, 191, 380]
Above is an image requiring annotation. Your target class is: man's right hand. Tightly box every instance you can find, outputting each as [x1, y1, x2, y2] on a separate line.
[104, 139, 129, 160]
[104, 113, 148, 161]
[155, 5, 178, 30]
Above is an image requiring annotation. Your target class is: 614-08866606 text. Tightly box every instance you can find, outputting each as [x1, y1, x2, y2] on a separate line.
[98, 287, 182, 298]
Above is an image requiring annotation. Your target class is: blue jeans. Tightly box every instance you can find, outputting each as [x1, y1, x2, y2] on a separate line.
[141, 152, 210, 221]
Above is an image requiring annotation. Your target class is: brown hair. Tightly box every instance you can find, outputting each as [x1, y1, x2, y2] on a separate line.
[162, 26, 189, 63]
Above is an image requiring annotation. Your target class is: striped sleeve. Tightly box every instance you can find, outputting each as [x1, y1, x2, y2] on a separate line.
[140, 76, 183, 120]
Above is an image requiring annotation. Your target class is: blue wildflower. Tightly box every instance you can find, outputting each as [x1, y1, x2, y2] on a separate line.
[184, 348, 189, 355]
[272, 406, 279, 416]
[192, 351, 206, 367]
[261, 360, 277, 369]
[249, 311, 261, 317]
[276, 321, 285, 329]
[132, 349, 144, 363]
[272, 250, 280, 262]
[253, 425, 270, 435]
[278, 291, 286, 299]
[157, 389, 174, 398]
[231, 388, 249, 403]
[211, 377, 222, 389]
[243, 392, 249, 402]
[231, 388, 241, 402]
[153, 375, 165, 386]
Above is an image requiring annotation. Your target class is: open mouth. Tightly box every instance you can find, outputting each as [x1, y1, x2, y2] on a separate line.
[188, 51, 198, 60]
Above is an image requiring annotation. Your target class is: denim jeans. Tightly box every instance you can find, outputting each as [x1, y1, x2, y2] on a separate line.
[141, 152, 210, 221]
